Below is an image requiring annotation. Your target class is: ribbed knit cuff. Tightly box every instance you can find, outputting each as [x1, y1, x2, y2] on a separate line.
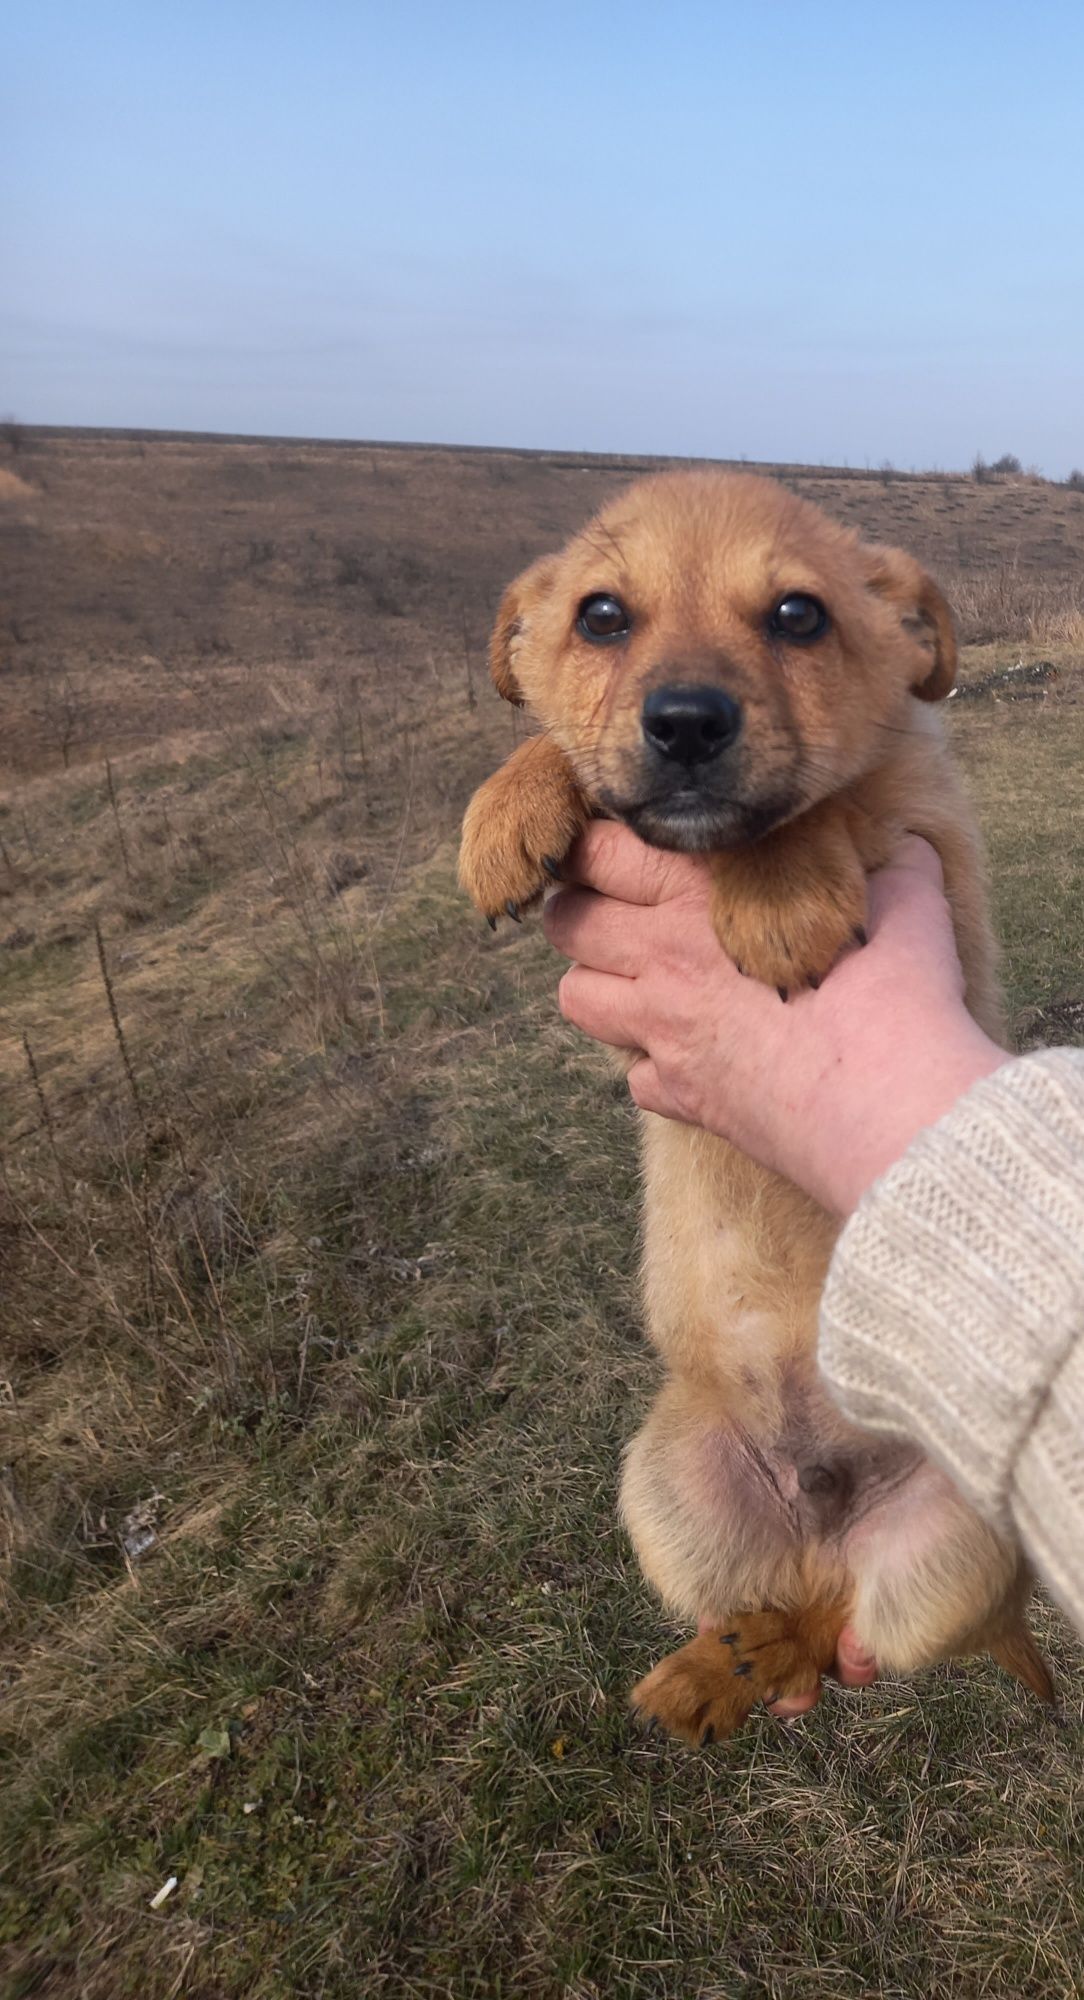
[819, 1049, 1084, 1535]
[1013, 1332, 1084, 1625]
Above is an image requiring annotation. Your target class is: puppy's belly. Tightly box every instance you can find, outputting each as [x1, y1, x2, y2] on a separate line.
[638, 1115, 838, 1394]
[630, 1094, 1019, 1669]
[621, 1372, 1018, 1666]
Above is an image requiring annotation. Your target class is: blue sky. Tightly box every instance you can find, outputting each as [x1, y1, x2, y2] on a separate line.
[4, 1, 1083, 472]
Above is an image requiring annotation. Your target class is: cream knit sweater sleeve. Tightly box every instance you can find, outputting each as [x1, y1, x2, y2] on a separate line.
[819, 1047, 1084, 1635]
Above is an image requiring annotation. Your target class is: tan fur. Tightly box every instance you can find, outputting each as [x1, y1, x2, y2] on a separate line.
[459, 471, 1052, 1744]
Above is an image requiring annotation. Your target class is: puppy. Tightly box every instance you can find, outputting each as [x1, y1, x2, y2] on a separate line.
[459, 471, 1052, 1743]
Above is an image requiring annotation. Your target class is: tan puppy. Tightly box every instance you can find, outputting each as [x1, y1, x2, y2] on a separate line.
[460, 471, 1051, 1743]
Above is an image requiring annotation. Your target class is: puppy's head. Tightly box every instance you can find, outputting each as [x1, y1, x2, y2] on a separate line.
[490, 472, 956, 850]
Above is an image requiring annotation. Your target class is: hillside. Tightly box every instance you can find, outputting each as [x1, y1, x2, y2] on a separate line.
[1, 429, 1082, 2000]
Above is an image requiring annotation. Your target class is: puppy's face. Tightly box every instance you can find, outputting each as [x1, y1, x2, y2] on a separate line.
[490, 472, 956, 850]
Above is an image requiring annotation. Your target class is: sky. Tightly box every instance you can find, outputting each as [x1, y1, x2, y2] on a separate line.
[4, 1, 1083, 474]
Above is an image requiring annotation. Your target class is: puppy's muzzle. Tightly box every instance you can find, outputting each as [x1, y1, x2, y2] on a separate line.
[641, 684, 743, 769]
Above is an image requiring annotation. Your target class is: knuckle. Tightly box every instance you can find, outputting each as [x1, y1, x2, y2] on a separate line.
[557, 969, 579, 1022]
[543, 886, 584, 954]
[628, 1061, 653, 1109]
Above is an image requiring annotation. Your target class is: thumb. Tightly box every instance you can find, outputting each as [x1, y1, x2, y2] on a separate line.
[835, 1625, 878, 1687]
[627, 1057, 667, 1115]
[887, 832, 946, 890]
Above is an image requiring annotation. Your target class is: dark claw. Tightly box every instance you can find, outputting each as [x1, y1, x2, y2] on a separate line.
[765, 1692, 781, 1706]
[733, 1662, 752, 1678]
[700, 1723, 716, 1746]
[777, 986, 789, 1003]
[806, 972, 821, 991]
[541, 855, 562, 880]
[734, 960, 746, 977]
[505, 901, 522, 923]
[719, 1631, 739, 1646]
[853, 925, 868, 947]
[486, 915, 497, 931]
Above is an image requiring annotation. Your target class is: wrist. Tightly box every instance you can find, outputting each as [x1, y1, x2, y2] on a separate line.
[818, 1017, 1009, 1216]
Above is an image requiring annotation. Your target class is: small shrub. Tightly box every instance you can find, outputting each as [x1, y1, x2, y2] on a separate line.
[325, 849, 369, 896]
[974, 452, 1023, 482]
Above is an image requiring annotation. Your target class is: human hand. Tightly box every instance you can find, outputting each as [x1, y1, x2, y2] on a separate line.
[543, 824, 1007, 1215]
[771, 1626, 879, 1718]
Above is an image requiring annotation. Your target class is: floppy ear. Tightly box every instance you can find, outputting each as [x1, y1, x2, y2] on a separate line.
[861, 544, 957, 702]
[489, 554, 559, 707]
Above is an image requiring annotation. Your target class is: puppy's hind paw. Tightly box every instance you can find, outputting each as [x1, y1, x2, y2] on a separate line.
[630, 1605, 841, 1746]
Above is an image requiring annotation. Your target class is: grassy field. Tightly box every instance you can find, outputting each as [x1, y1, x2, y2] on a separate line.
[1, 432, 1083, 1999]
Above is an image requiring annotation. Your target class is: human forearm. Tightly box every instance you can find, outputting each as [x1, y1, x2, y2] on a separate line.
[819, 1048, 1084, 1634]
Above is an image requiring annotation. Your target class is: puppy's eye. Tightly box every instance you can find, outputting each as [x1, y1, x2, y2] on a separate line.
[577, 593, 631, 642]
[769, 593, 829, 643]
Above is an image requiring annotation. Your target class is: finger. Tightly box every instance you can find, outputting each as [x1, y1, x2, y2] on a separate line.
[626, 1057, 679, 1119]
[765, 1687, 821, 1720]
[866, 837, 959, 962]
[890, 832, 946, 890]
[835, 1626, 879, 1687]
[563, 820, 705, 906]
[543, 884, 649, 977]
[557, 964, 643, 1050]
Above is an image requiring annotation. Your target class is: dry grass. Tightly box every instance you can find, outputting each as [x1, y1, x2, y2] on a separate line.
[1, 431, 1083, 1999]
[946, 565, 1084, 648]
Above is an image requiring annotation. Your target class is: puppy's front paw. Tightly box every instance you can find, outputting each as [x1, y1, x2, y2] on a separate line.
[712, 878, 868, 998]
[708, 805, 870, 997]
[630, 1613, 824, 1746]
[459, 737, 588, 925]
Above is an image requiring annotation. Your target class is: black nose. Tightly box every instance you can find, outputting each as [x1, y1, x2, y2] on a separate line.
[641, 684, 742, 767]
